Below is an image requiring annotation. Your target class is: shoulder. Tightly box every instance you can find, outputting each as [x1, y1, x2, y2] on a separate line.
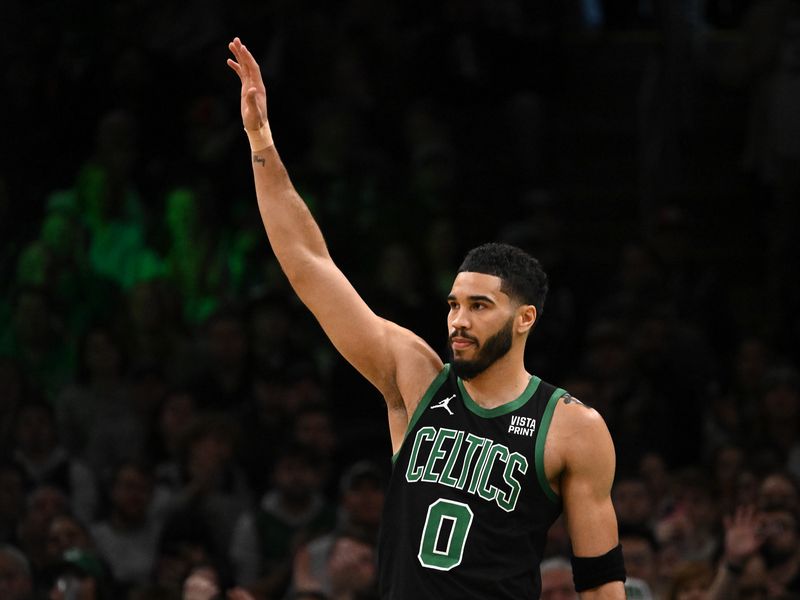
[545, 395, 615, 481]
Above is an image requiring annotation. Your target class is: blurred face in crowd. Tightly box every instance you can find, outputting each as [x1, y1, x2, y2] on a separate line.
[188, 431, 233, 477]
[0, 548, 33, 600]
[620, 535, 657, 586]
[758, 473, 799, 512]
[680, 485, 717, 530]
[26, 486, 68, 532]
[328, 536, 376, 596]
[111, 465, 153, 525]
[46, 516, 91, 560]
[612, 479, 653, 527]
[669, 562, 713, 600]
[158, 392, 195, 455]
[293, 409, 336, 456]
[273, 456, 320, 503]
[540, 565, 577, 600]
[759, 509, 799, 566]
[342, 480, 385, 528]
[673, 578, 709, 600]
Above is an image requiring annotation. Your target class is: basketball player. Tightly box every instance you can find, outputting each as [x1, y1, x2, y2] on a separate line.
[227, 37, 625, 599]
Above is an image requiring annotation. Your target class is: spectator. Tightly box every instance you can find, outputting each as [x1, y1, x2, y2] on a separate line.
[709, 444, 747, 516]
[123, 279, 194, 383]
[44, 514, 96, 572]
[159, 414, 251, 561]
[612, 473, 656, 530]
[46, 547, 111, 600]
[190, 309, 253, 413]
[11, 401, 97, 523]
[758, 508, 800, 595]
[325, 530, 377, 600]
[707, 505, 764, 600]
[292, 461, 385, 595]
[152, 513, 226, 597]
[15, 485, 70, 576]
[146, 388, 198, 481]
[292, 404, 339, 491]
[540, 556, 577, 600]
[619, 526, 661, 598]
[0, 544, 34, 600]
[656, 469, 721, 566]
[666, 560, 714, 600]
[55, 324, 142, 482]
[756, 471, 800, 513]
[230, 444, 334, 588]
[0, 287, 75, 400]
[90, 462, 163, 591]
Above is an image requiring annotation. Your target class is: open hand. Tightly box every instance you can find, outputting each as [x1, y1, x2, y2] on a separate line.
[227, 37, 268, 131]
[723, 505, 763, 567]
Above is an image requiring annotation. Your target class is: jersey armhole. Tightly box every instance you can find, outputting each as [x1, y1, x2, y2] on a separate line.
[391, 364, 451, 465]
[534, 387, 566, 504]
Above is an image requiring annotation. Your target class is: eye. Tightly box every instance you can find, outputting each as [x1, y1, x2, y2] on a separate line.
[472, 303, 486, 311]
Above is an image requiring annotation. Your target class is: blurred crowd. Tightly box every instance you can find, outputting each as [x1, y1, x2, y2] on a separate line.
[2, 0, 800, 599]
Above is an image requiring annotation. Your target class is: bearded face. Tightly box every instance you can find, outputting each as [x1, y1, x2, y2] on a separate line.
[449, 316, 514, 380]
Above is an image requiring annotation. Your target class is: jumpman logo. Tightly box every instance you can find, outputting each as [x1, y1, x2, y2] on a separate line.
[431, 394, 456, 415]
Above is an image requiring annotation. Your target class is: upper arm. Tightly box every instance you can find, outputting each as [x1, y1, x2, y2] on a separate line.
[293, 255, 442, 404]
[545, 398, 625, 598]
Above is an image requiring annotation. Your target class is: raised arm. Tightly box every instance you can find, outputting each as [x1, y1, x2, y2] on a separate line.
[226, 38, 441, 417]
[546, 398, 626, 599]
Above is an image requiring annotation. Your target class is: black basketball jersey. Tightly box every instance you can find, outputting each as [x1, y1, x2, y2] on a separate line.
[378, 364, 565, 599]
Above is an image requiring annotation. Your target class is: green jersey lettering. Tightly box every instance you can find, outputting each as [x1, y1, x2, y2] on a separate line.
[457, 434, 488, 490]
[422, 428, 458, 483]
[406, 427, 436, 483]
[498, 452, 528, 512]
[439, 430, 465, 488]
[478, 443, 508, 502]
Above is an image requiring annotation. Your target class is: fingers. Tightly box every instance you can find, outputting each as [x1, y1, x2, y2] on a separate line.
[228, 37, 257, 72]
[226, 58, 242, 77]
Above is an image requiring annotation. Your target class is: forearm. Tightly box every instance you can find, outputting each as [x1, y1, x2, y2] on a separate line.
[250, 145, 331, 284]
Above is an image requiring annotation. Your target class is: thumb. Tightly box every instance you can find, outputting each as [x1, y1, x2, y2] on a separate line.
[246, 87, 261, 113]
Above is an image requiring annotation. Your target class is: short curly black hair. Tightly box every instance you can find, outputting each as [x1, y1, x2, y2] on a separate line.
[457, 243, 548, 315]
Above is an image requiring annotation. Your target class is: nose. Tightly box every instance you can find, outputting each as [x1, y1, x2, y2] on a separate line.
[449, 306, 469, 331]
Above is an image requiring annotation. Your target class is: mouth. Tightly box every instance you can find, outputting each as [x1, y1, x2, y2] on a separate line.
[451, 336, 476, 351]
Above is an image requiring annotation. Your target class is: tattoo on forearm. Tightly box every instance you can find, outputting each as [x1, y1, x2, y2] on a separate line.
[562, 394, 586, 407]
[253, 154, 265, 167]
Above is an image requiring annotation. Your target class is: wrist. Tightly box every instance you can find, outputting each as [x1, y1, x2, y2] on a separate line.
[245, 121, 273, 151]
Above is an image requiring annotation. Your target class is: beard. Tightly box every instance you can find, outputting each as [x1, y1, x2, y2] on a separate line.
[449, 317, 514, 380]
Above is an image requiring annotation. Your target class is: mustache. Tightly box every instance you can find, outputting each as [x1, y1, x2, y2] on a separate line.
[449, 330, 479, 344]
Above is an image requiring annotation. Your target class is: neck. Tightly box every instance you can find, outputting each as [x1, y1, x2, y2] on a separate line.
[460, 348, 530, 409]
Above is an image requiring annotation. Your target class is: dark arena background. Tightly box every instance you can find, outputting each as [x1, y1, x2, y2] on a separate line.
[1, 1, 799, 599]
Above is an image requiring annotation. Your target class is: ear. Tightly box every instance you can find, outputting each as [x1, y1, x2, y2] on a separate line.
[516, 305, 537, 334]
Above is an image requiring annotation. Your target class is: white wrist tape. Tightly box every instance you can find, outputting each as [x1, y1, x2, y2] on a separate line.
[245, 121, 273, 152]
